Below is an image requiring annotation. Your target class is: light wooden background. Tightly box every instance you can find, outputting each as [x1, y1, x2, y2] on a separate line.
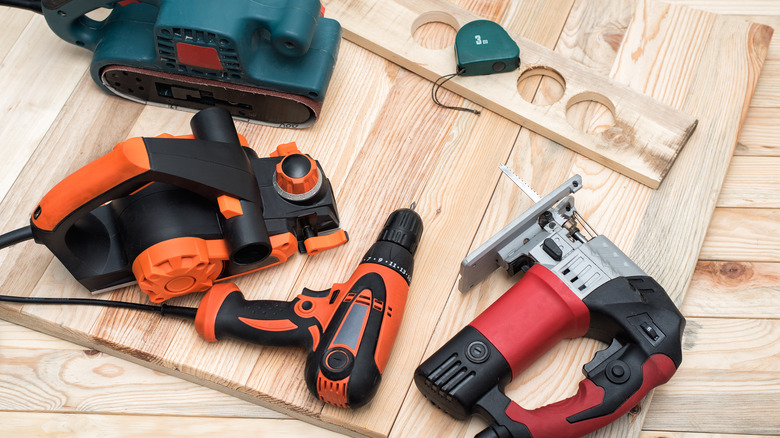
[0, 1, 778, 437]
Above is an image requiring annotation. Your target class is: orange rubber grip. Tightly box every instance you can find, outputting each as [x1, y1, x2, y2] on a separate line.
[32, 137, 151, 232]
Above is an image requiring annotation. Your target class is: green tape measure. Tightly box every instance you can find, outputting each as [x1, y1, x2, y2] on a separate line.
[455, 20, 520, 76]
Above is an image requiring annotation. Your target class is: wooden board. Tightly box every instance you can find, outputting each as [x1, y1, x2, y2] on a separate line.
[326, 0, 698, 189]
[0, 1, 772, 438]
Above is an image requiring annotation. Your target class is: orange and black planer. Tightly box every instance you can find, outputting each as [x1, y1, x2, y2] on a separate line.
[41, 0, 341, 128]
[29, 107, 348, 302]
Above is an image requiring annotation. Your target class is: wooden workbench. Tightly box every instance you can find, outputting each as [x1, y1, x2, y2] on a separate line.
[0, 1, 778, 437]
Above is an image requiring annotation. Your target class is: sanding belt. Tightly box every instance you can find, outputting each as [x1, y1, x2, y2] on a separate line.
[102, 65, 321, 128]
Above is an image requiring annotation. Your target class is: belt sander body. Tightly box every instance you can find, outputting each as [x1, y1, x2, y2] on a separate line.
[41, 0, 341, 128]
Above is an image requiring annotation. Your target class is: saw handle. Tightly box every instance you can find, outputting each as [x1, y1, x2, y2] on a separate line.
[31, 107, 271, 265]
[478, 350, 677, 438]
[415, 266, 685, 437]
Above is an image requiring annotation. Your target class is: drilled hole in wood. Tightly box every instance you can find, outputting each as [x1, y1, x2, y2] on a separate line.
[412, 12, 459, 50]
[566, 92, 615, 135]
[517, 66, 566, 106]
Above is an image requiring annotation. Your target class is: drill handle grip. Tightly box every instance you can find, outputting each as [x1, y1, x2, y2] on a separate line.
[194, 282, 331, 348]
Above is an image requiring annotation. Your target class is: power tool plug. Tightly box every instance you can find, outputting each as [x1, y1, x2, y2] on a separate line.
[414, 169, 684, 438]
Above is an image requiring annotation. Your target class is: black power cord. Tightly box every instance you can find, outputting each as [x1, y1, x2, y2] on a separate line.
[0, 294, 198, 319]
[0, 225, 197, 319]
[0, 0, 43, 13]
[0, 225, 33, 249]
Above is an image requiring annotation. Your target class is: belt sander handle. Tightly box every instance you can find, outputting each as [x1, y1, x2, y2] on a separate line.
[30, 107, 272, 264]
[42, 0, 323, 56]
[41, 0, 140, 50]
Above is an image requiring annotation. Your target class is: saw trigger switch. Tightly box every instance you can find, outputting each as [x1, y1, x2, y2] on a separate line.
[583, 338, 624, 378]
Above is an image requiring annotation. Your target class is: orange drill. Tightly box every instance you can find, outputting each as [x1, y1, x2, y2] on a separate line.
[193, 207, 423, 407]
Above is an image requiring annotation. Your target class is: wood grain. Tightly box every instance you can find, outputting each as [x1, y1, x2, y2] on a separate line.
[699, 208, 780, 262]
[749, 60, 780, 107]
[0, 342, 278, 418]
[326, 0, 699, 188]
[645, 315, 780, 434]
[0, 412, 346, 438]
[717, 156, 780, 207]
[663, 0, 780, 15]
[0, 7, 33, 60]
[0, 1, 774, 438]
[0, 15, 91, 202]
[737, 107, 780, 156]
[645, 369, 780, 434]
[683, 262, 780, 318]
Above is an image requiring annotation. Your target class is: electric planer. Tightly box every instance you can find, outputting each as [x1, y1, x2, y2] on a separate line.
[41, 0, 341, 128]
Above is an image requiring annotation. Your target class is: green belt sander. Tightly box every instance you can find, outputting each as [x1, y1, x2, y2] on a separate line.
[41, 0, 341, 128]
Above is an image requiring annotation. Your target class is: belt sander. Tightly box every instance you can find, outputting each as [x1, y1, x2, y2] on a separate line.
[41, 0, 341, 128]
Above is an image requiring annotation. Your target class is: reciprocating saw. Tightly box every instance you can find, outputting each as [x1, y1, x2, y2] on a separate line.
[414, 168, 685, 438]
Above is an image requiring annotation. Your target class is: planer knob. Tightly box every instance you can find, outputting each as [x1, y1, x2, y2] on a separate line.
[273, 150, 322, 201]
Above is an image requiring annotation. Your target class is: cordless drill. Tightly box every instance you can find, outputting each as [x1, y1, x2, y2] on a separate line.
[194, 207, 423, 408]
[415, 171, 685, 437]
[1, 204, 422, 408]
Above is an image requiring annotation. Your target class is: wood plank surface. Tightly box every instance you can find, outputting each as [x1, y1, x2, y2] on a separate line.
[699, 208, 780, 262]
[327, 0, 698, 188]
[0, 412, 345, 438]
[682, 262, 780, 318]
[717, 157, 780, 207]
[0, 1, 776, 438]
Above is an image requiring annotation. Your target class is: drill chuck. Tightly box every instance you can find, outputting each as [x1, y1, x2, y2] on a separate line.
[377, 208, 423, 254]
[362, 208, 423, 284]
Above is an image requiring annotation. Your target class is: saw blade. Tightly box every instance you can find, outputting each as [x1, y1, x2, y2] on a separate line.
[499, 164, 541, 202]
